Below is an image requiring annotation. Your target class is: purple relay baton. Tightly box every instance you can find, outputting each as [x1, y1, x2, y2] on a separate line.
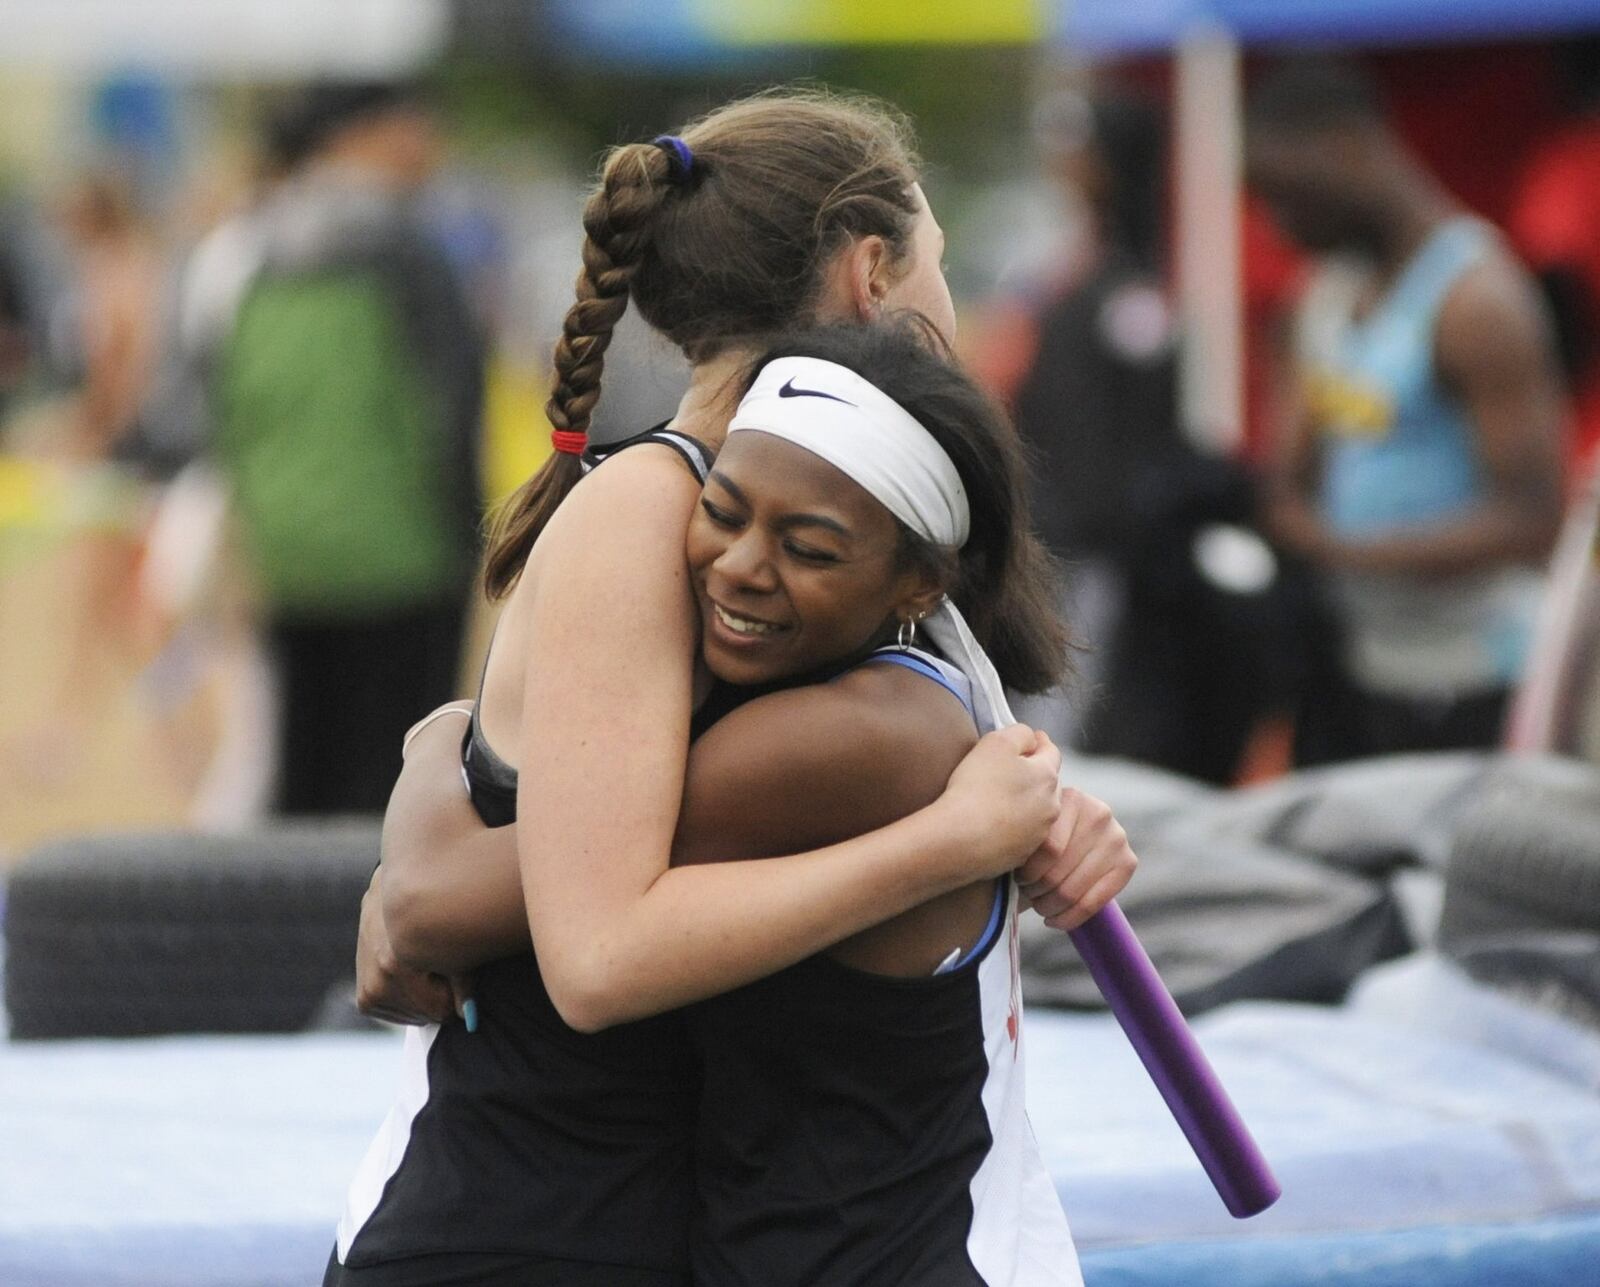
[1066, 901, 1281, 1218]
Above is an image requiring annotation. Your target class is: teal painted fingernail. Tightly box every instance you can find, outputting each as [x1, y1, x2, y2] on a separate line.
[462, 999, 479, 1033]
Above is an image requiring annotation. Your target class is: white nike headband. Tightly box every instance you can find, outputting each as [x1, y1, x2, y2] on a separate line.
[726, 356, 971, 548]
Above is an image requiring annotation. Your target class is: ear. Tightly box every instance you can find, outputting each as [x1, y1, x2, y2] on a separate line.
[890, 567, 947, 629]
[820, 235, 892, 324]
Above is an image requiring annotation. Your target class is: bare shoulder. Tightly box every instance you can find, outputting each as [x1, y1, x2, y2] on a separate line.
[522, 444, 703, 600]
[1438, 244, 1553, 372]
[485, 444, 703, 736]
[685, 660, 977, 840]
[548, 444, 701, 540]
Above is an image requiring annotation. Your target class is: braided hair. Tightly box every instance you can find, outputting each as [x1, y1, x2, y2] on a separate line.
[484, 88, 923, 597]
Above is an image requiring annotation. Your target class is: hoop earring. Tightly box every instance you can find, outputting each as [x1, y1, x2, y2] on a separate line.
[896, 618, 916, 650]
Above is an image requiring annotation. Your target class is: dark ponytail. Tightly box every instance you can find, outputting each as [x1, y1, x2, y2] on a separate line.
[751, 318, 1072, 693]
[485, 88, 923, 598]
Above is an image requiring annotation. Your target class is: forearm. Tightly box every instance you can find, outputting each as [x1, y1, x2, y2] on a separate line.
[380, 709, 532, 973]
[1323, 496, 1559, 577]
[1268, 477, 1557, 578]
[381, 821, 530, 973]
[533, 799, 980, 1032]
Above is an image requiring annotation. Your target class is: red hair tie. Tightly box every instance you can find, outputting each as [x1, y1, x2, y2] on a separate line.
[551, 430, 588, 456]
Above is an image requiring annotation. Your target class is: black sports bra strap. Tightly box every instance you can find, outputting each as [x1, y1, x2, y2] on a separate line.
[582, 424, 715, 484]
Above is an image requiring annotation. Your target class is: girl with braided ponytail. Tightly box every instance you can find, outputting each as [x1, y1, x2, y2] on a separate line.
[329, 90, 1133, 1286]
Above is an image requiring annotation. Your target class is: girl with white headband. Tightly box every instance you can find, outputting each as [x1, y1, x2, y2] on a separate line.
[677, 320, 1087, 1285]
[333, 91, 1134, 1287]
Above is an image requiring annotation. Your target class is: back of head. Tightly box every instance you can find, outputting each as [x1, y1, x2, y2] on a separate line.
[265, 81, 429, 177]
[750, 318, 1069, 693]
[1246, 58, 1392, 253]
[1247, 57, 1384, 137]
[485, 88, 924, 597]
[1034, 88, 1167, 262]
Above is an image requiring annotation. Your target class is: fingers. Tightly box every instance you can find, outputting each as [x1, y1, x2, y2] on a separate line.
[356, 968, 455, 1026]
[1016, 788, 1109, 896]
[1024, 730, 1063, 782]
[449, 975, 479, 1033]
[1015, 788, 1080, 888]
[987, 722, 1039, 755]
[1015, 788, 1138, 929]
[1044, 869, 1131, 931]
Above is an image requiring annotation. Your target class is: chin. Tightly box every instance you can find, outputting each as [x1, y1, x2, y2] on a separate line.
[703, 642, 782, 687]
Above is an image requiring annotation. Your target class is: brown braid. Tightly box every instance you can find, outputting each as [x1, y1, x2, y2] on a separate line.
[546, 145, 671, 437]
[484, 145, 675, 597]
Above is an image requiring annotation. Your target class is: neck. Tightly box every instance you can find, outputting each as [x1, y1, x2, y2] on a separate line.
[1371, 170, 1458, 278]
[671, 346, 760, 449]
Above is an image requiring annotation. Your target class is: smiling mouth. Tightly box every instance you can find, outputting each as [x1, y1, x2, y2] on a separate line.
[711, 602, 790, 638]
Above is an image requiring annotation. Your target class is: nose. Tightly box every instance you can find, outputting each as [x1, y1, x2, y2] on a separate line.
[711, 529, 779, 598]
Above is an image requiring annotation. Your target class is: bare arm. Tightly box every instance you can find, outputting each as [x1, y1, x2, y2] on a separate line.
[379, 707, 527, 973]
[375, 667, 981, 981]
[1262, 308, 1329, 562]
[671, 663, 991, 978]
[671, 665, 975, 863]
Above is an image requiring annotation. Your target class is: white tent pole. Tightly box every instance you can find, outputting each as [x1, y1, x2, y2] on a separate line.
[1174, 24, 1244, 454]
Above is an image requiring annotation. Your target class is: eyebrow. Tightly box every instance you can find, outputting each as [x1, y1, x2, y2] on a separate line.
[707, 470, 852, 538]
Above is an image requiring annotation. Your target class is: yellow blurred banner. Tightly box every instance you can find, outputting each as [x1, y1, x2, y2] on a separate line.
[483, 357, 553, 508]
[692, 0, 1048, 45]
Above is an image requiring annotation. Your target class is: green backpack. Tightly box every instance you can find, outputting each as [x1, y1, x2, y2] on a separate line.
[216, 272, 465, 616]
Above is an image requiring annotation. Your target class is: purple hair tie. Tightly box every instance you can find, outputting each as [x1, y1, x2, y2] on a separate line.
[652, 134, 696, 184]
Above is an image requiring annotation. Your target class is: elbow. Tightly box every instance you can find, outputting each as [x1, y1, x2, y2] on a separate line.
[539, 945, 634, 1035]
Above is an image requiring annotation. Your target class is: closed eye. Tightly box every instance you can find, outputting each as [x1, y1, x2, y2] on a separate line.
[784, 541, 840, 564]
[699, 498, 742, 528]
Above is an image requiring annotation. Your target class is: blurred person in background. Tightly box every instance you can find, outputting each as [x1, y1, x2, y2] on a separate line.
[0, 207, 32, 418]
[992, 89, 1180, 754]
[1249, 59, 1564, 763]
[2, 170, 167, 786]
[982, 89, 1287, 783]
[1511, 37, 1600, 483]
[203, 82, 484, 815]
[47, 170, 165, 466]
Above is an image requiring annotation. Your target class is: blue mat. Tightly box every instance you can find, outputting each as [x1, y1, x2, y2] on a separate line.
[1079, 1214, 1600, 1286]
[3, 955, 1598, 1285]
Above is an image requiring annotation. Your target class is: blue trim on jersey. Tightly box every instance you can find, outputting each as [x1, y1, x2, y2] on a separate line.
[863, 649, 977, 722]
[945, 880, 1007, 973]
[853, 645, 995, 974]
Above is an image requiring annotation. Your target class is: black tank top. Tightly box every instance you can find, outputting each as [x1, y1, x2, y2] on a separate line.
[683, 654, 1044, 1286]
[333, 428, 714, 1286]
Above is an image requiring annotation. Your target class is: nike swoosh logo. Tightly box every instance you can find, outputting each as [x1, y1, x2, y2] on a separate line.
[778, 378, 855, 406]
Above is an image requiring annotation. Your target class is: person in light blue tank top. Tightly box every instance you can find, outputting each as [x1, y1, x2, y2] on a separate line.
[1247, 58, 1565, 762]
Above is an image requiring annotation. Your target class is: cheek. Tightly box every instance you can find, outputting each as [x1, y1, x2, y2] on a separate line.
[795, 568, 895, 644]
[894, 262, 957, 343]
[684, 515, 720, 577]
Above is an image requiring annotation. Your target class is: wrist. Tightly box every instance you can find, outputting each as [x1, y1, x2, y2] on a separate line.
[910, 796, 986, 890]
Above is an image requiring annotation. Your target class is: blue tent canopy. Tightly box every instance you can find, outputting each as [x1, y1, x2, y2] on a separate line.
[542, 0, 1600, 63]
[1059, 0, 1600, 54]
